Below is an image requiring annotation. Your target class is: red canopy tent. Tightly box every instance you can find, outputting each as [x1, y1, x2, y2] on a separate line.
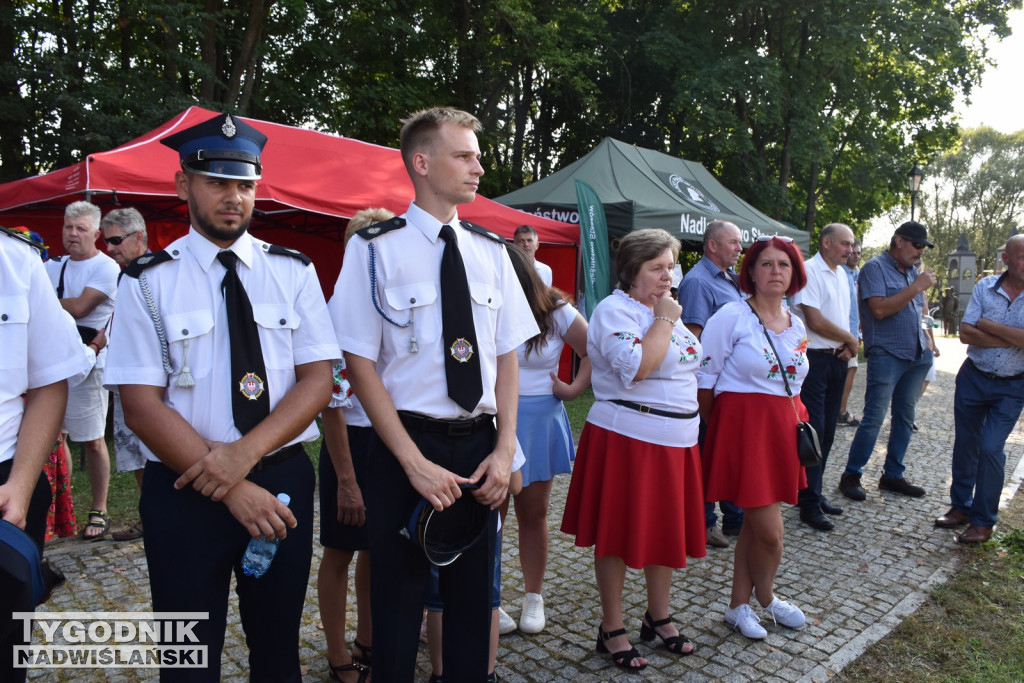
[0, 106, 579, 295]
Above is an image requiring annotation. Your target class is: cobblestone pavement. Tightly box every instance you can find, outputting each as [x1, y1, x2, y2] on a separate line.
[27, 335, 1024, 682]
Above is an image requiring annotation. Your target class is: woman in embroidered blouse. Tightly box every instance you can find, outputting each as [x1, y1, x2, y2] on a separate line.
[505, 244, 591, 635]
[697, 236, 809, 641]
[561, 228, 705, 673]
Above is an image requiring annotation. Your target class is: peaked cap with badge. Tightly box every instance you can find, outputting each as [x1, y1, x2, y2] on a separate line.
[160, 112, 267, 180]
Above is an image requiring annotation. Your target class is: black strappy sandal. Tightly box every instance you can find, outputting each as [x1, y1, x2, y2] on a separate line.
[639, 611, 695, 656]
[327, 659, 369, 683]
[596, 624, 647, 672]
[351, 639, 372, 667]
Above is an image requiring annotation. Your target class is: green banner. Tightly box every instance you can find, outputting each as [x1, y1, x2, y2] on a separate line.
[577, 181, 606, 321]
[574, 179, 610, 318]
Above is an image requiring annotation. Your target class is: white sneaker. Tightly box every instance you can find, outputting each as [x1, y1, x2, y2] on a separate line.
[497, 606, 517, 634]
[724, 603, 767, 640]
[518, 592, 546, 634]
[764, 597, 805, 629]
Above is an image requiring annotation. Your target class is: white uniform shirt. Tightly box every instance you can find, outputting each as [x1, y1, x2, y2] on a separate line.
[534, 260, 553, 286]
[332, 202, 539, 419]
[104, 228, 340, 462]
[586, 290, 702, 447]
[45, 251, 119, 367]
[517, 302, 577, 396]
[1, 236, 92, 463]
[697, 301, 809, 397]
[791, 252, 851, 350]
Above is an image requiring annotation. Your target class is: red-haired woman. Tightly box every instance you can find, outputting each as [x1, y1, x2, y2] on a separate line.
[697, 235, 810, 641]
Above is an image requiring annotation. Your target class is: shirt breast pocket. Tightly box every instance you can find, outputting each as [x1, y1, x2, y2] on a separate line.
[253, 304, 300, 370]
[469, 282, 502, 344]
[384, 282, 439, 343]
[0, 296, 29, 386]
[165, 310, 215, 380]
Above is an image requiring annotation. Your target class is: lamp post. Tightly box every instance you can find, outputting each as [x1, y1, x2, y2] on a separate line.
[908, 163, 923, 222]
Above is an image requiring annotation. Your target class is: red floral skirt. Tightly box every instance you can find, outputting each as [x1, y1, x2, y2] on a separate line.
[44, 434, 77, 540]
[560, 423, 706, 569]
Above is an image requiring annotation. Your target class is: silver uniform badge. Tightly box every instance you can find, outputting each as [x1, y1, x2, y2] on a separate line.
[222, 115, 237, 138]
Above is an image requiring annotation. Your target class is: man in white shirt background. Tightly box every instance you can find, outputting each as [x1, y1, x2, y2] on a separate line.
[513, 224, 553, 286]
[792, 223, 859, 531]
[44, 201, 120, 541]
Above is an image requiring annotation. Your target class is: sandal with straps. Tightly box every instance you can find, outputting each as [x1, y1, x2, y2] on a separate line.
[595, 624, 647, 672]
[351, 639, 372, 667]
[327, 659, 369, 683]
[639, 611, 695, 656]
[80, 510, 109, 541]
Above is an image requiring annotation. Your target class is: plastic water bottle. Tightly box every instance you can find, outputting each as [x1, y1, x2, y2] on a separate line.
[241, 493, 290, 578]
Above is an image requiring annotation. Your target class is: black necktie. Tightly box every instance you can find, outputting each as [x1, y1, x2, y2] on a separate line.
[217, 250, 269, 434]
[439, 225, 483, 412]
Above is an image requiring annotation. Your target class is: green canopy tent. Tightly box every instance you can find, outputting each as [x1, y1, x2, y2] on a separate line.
[496, 138, 810, 255]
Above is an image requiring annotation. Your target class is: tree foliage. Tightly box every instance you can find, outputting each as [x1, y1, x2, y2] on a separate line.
[919, 126, 1024, 275]
[1, 0, 1020, 238]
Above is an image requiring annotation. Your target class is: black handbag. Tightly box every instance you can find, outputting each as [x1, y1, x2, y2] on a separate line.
[746, 301, 823, 469]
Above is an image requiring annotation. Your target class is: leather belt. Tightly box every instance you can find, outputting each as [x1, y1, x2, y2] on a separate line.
[808, 347, 844, 357]
[967, 357, 1024, 381]
[250, 443, 305, 473]
[610, 399, 698, 419]
[398, 411, 494, 438]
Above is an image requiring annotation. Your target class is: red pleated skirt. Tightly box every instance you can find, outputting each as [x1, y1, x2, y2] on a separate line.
[702, 392, 808, 508]
[560, 423, 707, 569]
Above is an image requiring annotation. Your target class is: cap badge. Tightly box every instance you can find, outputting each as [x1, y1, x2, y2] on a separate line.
[222, 115, 237, 139]
[239, 372, 265, 400]
[449, 338, 474, 363]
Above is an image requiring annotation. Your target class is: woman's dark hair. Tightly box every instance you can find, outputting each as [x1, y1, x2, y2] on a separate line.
[616, 228, 680, 291]
[738, 237, 807, 296]
[506, 244, 570, 358]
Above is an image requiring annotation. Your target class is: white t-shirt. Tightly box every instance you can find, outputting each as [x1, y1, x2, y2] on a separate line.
[697, 300, 809, 397]
[534, 260, 553, 286]
[516, 302, 578, 395]
[45, 251, 119, 330]
[791, 252, 850, 349]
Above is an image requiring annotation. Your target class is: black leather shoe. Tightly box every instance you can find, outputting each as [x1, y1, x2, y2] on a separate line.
[799, 506, 834, 531]
[878, 475, 926, 498]
[820, 498, 844, 516]
[839, 473, 866, 501]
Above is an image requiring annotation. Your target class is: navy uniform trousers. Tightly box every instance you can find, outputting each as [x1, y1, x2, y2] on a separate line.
[367, 421, 497, 683]
[798, 349, 849, 509]
[140, 450, 314, 683]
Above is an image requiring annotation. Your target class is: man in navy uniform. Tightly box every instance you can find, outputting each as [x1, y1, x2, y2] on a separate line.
[333, 107, 538, 682]
[105, 112, 338, 682]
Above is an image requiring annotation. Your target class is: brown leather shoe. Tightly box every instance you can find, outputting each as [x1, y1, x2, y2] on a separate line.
[956, 524, 993, 544]
[935, 507, 969, 529]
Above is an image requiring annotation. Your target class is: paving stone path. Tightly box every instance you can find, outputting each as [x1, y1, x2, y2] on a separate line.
[29, 335, 1024, 682]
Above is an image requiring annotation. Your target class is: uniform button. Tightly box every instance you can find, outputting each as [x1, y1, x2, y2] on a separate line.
[279, 319, 286, 325]
[410, 297, 416, 304]
[182, 329, 189, 335]
[487, 298, 492, 303]
[172, 250, 179, 256]
[1, 314, 7, 321]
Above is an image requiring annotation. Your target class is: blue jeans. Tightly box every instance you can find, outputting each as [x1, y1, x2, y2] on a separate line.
[798, 350, 847, 508]
[949, 360, 1024, 528]
[844, 347, 932, 479]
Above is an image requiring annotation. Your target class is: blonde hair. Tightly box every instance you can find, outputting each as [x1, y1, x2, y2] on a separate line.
[345, 207, 396, 244]
[399, 107, 482, 173]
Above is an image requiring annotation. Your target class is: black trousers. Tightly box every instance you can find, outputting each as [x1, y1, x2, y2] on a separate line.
[798, 350, 848, 508]
[0, 460, 51, 683]
[367, 422, 497, 683]
[140, 449, 314, 682]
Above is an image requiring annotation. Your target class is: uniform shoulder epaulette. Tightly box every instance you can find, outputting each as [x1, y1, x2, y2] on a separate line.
[0, 225, 43, 253]
[123, 250, 173, 279]
[265, 243, 312, 266]
[459, 220, 505, 245]
[357, 217, 406, 240]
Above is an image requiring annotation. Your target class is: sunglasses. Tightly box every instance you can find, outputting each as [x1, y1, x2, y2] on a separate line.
[755, 235, 794, 243]
[104, 232, 138, 245]
[911, 241, 928, 250]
